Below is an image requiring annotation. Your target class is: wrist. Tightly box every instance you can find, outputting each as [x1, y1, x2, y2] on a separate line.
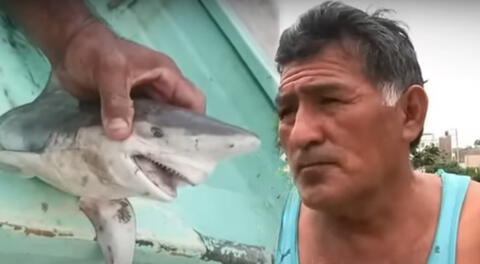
[54, 20, 117, 74]
[3, 0, 101, 67]
[47, 15, 96, 65]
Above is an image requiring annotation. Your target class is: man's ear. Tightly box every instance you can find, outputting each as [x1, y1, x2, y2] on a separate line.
[398, 85, 428, 145]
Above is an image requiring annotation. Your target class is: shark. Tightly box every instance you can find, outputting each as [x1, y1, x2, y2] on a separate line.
[0, 75, 261, 264]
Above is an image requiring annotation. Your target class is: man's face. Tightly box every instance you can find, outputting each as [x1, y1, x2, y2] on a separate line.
[277, 44, 406, 210]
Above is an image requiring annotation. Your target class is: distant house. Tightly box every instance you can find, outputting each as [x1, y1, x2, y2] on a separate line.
[455, 147, 480, 168]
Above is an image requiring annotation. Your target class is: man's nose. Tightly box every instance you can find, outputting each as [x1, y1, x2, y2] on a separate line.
[289, 106, 325, 150]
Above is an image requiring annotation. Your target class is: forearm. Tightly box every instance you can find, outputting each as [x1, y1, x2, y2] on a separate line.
[2, 0, 104, 64]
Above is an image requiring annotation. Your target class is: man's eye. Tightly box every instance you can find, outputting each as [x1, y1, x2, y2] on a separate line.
[320, 97, 341, 104]
[151, 127, 164, 137]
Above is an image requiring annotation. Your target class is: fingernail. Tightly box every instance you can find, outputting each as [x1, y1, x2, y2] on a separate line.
[107, 118, 128, 133]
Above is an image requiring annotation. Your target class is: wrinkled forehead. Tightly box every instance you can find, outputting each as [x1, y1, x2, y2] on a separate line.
[279, 48, 367, 96]
[279, 41, 366, 91]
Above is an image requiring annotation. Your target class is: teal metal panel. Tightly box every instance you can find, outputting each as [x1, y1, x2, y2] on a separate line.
[200, 0, 280, 107]
[0, 0, 292, 263]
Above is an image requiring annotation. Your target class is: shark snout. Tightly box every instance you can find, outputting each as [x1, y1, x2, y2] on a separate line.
[221, 132, 261, 158]
[187, 130, 261, 165]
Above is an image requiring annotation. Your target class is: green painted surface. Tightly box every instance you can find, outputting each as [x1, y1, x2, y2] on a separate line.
[0, 0, 291, 263]
[200, 0, 280, 106]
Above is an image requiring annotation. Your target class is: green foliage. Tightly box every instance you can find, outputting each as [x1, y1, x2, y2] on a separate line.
[412, 144, 480, 182]
[474, 139, 480, 148]
[426, 162, 480, 181]
[412, 144, 441, 169]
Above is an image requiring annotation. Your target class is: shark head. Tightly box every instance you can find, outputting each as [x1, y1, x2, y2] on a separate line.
[123, 99, 261, 201]
[67, 99, 261, 202]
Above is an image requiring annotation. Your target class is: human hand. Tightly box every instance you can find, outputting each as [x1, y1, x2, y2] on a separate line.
[53, 21, 205, 140]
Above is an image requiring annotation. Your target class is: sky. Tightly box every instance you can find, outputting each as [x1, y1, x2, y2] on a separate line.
[274, 0, 480, 148]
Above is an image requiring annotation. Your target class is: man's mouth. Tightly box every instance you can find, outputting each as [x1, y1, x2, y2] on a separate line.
[295, 161, 337, 175]
[132, 155, 193, 198]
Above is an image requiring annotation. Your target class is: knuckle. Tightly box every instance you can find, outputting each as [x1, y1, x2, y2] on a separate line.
[154, 53, 178, 69]
[99, 51, 128, 71]
[195, 89, 206, 102]
[106, 93, 130, 106]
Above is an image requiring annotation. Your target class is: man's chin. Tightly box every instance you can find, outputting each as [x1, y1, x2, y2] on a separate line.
[298, 183, 344, 210]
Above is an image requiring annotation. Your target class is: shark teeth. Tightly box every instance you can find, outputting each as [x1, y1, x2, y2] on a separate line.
[132, 155, 193, 197]
[153, 160, 183, 179]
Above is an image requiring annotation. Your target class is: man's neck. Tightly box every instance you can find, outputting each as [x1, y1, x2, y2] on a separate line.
[299, 168, 441, 261]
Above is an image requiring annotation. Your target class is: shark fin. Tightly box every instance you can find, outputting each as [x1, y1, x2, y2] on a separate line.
[40, 73, 99, 110]
[0, 150, 41, 178]
[79, 197, 136, 264]
[38, 73, 69, 98]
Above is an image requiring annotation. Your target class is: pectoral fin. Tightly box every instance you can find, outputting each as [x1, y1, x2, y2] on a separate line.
[0, 151, 41, 178]
[79, 197, 136, 264]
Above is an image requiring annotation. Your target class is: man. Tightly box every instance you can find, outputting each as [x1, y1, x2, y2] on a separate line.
[2, 0, 205, 140]
[274, 2, 480, 264]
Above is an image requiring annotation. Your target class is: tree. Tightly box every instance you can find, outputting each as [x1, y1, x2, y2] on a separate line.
[412, 144, 480, 182]
[474, 139, 480, 148]
[411, 144, 441, 170]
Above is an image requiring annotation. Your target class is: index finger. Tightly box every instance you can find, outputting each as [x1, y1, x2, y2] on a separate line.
[132, 68, 206, 114]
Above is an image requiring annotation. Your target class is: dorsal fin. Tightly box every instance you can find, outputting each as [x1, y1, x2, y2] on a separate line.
[41, 73, 101, 111]
[0, 72, 101, 152]
[37, 73, 72, 100]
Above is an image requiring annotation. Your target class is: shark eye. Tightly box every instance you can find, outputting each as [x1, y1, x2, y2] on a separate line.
[150, 127, 164, 138]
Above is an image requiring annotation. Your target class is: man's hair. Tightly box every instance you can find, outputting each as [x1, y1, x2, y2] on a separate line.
[275, 1, 425, 151]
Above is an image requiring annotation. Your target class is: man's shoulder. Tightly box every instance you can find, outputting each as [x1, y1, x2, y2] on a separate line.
[457, 180, 480, 263]
[461, 179, 480, 221]
[452, 176, 480, 227]
[462, 179, 480, 211]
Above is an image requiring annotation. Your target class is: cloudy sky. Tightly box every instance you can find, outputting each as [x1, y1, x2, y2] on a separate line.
[274, 0, 480, 147]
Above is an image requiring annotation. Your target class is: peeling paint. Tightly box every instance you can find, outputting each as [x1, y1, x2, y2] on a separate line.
[136, 239, 154, 247]
[0, 222, 74, 238]
[156, 242, 193, 258]
[0, 220, 274, 263]
[132, 237, 198, 259]
[25, 228, 56, 237]
[197, 232, 273, 264]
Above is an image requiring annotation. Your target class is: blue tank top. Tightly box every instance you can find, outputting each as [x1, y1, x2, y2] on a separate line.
[275, 171, 471, 264]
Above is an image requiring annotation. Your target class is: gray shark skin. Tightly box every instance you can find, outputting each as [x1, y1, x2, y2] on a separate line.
[0, 75, 261, 264]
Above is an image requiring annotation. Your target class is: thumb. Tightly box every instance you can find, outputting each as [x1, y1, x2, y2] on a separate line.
[98, 70, 134, 140]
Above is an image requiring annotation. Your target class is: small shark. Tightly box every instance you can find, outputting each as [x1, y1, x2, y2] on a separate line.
[0, 75, 261, 264]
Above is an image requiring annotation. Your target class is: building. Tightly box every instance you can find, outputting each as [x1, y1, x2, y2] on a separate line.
[418, 133, 438, 150]
[456, 147, 480, 168]
[438, 132, 452, 162]
[465, 154, 480, 168]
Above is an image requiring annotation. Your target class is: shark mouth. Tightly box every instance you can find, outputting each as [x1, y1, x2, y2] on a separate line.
[132, 155, 193, 198]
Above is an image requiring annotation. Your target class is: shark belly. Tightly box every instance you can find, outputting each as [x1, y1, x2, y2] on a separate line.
[38, 149, 138, 199]
[0, 148, 136, 200]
